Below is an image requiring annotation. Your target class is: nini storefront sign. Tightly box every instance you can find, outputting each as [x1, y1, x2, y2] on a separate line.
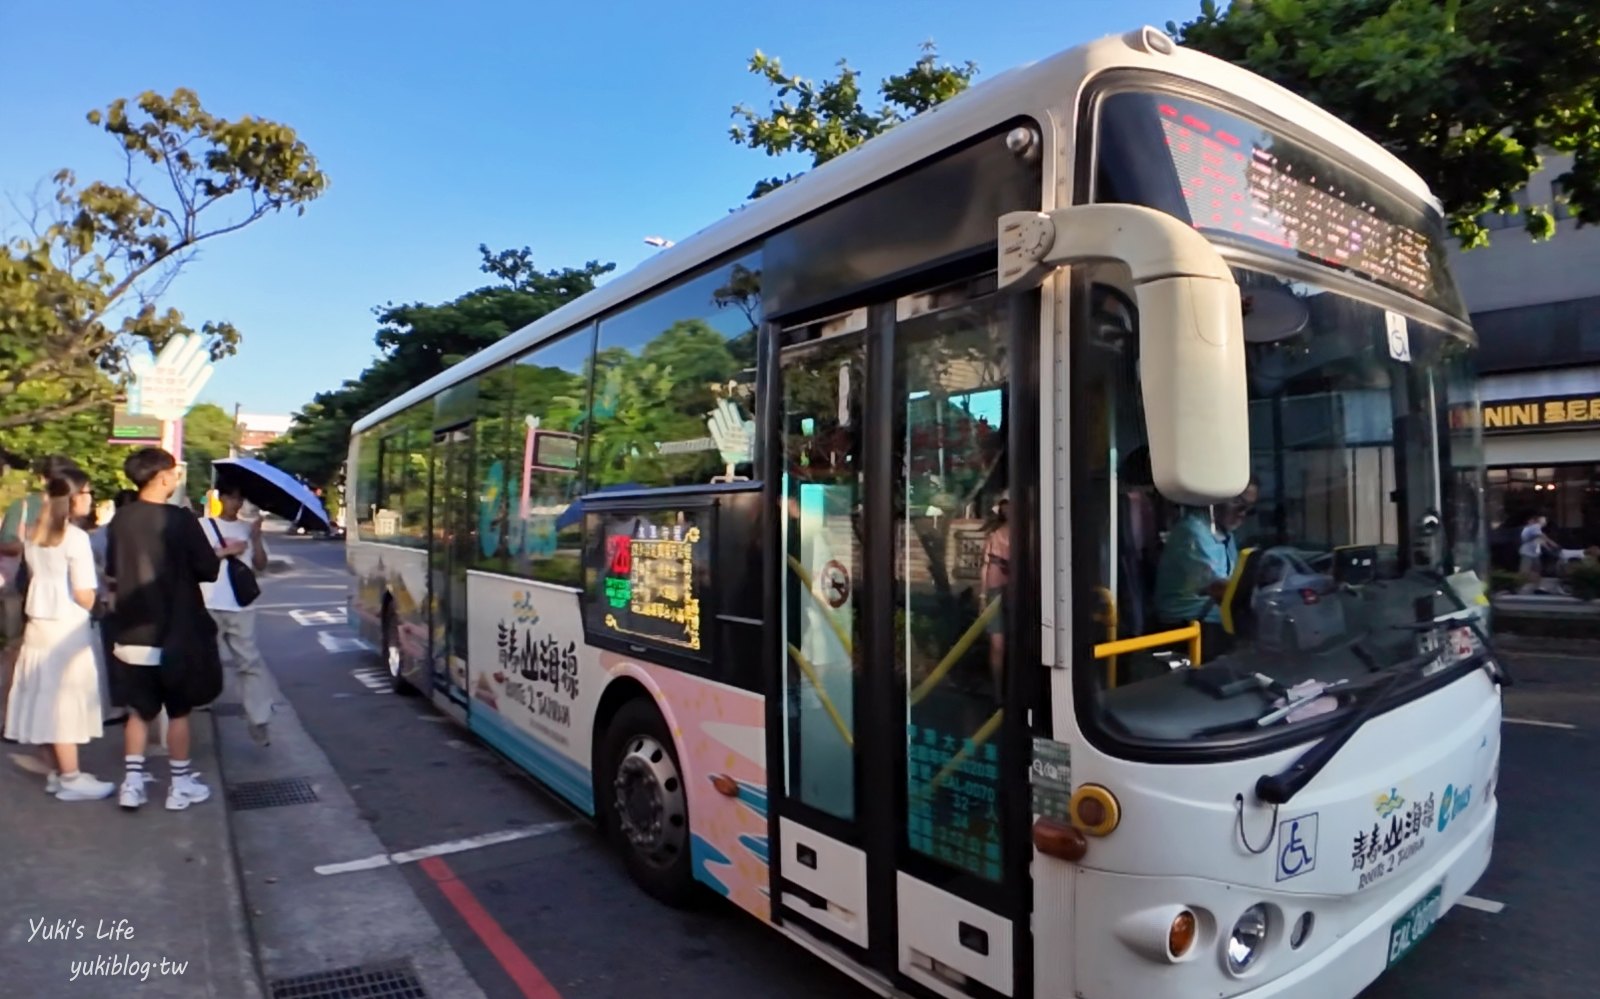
[1479, 395, 1600, 434]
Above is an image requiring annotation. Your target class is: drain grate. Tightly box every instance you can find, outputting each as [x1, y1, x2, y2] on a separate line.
[211, 703, 245, 717]
[268, 962, 426, 998]
[228, 776, 319, 811]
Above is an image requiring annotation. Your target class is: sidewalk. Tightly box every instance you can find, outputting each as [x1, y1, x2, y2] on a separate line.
[1492, 592, 1600, 639]
[0, 710, 263, 999]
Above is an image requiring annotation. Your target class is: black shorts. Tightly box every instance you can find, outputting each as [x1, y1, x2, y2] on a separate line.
[112, 658, 194, 721]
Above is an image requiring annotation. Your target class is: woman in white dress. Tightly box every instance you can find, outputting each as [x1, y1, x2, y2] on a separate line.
[2, 469, 115, 800]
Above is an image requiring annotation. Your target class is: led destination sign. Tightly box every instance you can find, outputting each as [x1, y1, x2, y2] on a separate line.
[1100, 90, 1462, 315]
[586, 506, 708, 654]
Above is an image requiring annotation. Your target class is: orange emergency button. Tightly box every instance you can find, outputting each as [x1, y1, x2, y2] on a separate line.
[1070, 784, 1121, 836]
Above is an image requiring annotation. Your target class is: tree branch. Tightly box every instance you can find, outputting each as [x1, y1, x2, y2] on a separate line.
[0, 389, 107, 430]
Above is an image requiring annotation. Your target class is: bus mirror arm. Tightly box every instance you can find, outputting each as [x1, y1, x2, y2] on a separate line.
[997, 205, 1250, 507]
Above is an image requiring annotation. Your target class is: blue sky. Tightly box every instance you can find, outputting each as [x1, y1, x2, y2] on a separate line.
[1, 0, 1193, 417]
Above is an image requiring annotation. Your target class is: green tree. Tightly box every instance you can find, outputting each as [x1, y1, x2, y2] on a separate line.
[0, 378, 128, 507]
[1, 89, 328, 432]
[180, 401, 236, 506]
[264, 247, 613, 490]
[1169, 0, 1600, 247]
[730, 42, 978, 199]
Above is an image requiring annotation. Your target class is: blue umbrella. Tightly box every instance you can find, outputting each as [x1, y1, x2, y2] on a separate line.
[211, 457, 332, 531]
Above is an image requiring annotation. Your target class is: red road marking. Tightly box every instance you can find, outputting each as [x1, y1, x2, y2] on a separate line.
[420, 855, 564, 999]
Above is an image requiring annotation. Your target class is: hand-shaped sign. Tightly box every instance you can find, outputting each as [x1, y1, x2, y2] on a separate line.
[128, 333, 214, 421]
[706, 398, 753, 468]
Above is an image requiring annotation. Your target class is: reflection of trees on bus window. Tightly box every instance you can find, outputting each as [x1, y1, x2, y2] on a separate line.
[511, 330, 592, 586]
[589, 254, 761, 489]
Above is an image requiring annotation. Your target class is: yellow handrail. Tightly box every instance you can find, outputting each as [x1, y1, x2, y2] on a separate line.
[909, 595, 1002, 706]
[916, 709, 1004, 800]
[786, 643, 854, 748]
[788, 554, 854, 657]
[1095, 586, 1119, 688]
[1093, 622, 1202, 669]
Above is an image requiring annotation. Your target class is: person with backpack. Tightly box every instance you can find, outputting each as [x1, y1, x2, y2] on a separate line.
[202, 483, 271, 746]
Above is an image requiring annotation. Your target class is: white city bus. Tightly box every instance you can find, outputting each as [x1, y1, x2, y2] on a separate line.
[346, 26, 1500, 999]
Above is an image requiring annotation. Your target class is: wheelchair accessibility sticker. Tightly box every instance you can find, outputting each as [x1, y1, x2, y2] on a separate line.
[1275, 812, 1319, 882]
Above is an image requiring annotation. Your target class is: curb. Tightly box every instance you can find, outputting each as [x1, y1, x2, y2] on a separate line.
[206, 705, 271, 999]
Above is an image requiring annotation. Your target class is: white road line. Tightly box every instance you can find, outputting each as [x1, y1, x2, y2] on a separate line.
[254, 600, 347, 612]
[417, 716, 450, 723]
[1504, 717, 1578, 730]
[313, 822, 576, 875]
[1457, 895, 1506, 914]
[289, 608, 349, 627]
[318, 632, 375, 654]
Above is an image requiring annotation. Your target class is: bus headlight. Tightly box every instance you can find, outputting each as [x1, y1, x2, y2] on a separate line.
[1226, 904, 1270, 974]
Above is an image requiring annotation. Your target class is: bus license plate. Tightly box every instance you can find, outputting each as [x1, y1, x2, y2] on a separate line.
[1386, 883, 1444, 967]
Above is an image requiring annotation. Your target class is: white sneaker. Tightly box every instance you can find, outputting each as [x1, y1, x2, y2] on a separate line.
[44, 771, 60, 795]
[119, 772, 152, 811]
[55, 772, 116, 801]
[166, 772, 211, 811]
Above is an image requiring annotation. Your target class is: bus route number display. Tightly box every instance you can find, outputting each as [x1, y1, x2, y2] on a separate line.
[588, 508, 707, 653]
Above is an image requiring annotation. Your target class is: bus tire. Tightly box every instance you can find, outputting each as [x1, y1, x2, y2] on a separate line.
[600, 698, 696, 907]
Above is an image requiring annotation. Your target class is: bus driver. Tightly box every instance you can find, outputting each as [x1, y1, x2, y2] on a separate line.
[1153, 478, 1258, 660]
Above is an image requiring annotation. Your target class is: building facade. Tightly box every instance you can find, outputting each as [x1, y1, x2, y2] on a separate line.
[236, 413, 292, 453]
[1448, 152, 1600, 557]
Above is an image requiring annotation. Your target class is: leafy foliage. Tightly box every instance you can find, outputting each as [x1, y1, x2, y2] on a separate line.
[0, 378, 129, 510]
[0, 89, 327, 433]
[181, 401, 236, 506]
[263, 246, 614, 490]
[1169, 0, 1600, 247]
[729, 42, 978, 199]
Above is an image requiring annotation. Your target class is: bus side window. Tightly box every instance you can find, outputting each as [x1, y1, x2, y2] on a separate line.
[589, 253, 762, 489]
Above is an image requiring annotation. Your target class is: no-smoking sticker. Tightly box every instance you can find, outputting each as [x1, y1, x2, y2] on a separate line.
[820, 560, 850, 608]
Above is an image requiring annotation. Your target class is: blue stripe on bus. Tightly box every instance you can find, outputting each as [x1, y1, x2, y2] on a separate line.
[468, 708, 595, 816]
[737, 833, 769, 866]
[691, 835, 733, 897]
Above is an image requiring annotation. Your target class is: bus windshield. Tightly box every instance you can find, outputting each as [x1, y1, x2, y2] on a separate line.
[1075, 264, 1486, 747]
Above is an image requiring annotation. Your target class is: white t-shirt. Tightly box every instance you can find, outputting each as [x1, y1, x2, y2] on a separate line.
[22, 525, 97, 623]
[201, 517, 265, 611]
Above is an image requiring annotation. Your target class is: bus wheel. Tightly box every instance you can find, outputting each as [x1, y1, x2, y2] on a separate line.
[602, 699, 695, 906]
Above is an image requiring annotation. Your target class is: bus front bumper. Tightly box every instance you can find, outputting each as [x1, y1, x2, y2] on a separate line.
[1070, 796, 1496, 999]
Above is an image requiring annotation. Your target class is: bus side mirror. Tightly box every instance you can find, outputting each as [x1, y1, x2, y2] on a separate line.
[997, 205, 1250, 506]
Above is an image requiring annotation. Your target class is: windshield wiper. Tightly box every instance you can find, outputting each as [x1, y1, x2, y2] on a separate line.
[1254, 644, 1442, 806]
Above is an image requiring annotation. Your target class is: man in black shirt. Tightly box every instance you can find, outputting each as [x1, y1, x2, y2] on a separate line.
[106, 448, 230, 812]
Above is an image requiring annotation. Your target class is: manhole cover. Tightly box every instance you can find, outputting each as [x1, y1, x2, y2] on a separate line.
[228, 776, 319, 811]
[211, 703, 245, 717]
[269, 962, 426, 998]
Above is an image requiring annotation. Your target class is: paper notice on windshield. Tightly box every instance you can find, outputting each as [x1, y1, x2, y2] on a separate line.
[1385, 311, 1412, 363]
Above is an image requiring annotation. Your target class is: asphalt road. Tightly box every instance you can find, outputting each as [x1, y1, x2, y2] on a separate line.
[256, 536, 1598, 999]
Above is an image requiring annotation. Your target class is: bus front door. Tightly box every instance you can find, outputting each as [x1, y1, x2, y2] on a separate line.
[428, 426, 473, 717]
[771, 278, 1027, 999]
